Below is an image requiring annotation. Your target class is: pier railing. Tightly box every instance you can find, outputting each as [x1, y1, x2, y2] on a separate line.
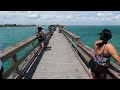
[0, 30, 53, 79]
[61, 28, 120, 79]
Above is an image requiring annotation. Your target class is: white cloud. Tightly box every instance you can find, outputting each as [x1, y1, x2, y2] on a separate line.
[97, 12, 104, 17]
[89, 17, 98, 20]
[81, 17, 88, 20]
[54, 16, 63, 19]
[97, 12, 113, 17]
[114, 15, 120, 20]
[25, 14, 40, 19]
[40, 15, 53, 20]
[0, 11, 120, 25]
[3, 14, 16, 19]
[65, 15, 72, 20]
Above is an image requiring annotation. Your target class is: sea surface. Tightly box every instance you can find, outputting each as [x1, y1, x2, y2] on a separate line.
[0, 26, 48, 72]
[1, 25, 120, 71]
[64, 25, 120, 64]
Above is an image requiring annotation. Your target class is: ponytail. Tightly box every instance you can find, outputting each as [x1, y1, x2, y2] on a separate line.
[96, 40, 107, 48]
[97, 29, 112, 48]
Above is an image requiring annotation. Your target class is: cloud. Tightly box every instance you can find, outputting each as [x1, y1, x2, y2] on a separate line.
[81, 17, 88, 20]
[65, 15, 72, 20]
[97, 12, 113, 17]
[25, 14, 40, 19]
[89, 17, 98, 20]
[97, 12, 104, 17]
[1, 11, 120, 25]
[114, 15, 120, 20]
[3, 14, 16, 19]
[40, 15, 53, 20]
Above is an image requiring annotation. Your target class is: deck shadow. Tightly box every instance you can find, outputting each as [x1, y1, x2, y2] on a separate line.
[21, 49, 45, 79]
[45, 46, 52, 51]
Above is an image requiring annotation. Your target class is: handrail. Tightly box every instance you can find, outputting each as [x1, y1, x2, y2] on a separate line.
[0, 30, 53, 79]
[61, 28, 120, 79]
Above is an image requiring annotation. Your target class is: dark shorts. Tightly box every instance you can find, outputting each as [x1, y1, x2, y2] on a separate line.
[38, 38, 45, 43]
[89, 59, 107, 79]
[0, 66, 3, 79]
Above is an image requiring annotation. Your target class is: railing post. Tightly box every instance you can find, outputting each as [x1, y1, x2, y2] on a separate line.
[75, 37, 80, 43]
[10, 54, 19, 78]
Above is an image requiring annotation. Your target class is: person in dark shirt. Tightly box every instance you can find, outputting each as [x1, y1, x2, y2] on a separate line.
[0, 61, 3, 79]
[36, 27, 46, 50]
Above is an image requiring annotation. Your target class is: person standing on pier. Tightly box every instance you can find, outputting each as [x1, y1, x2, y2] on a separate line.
[0, 59, 3, 79]
[0, 43, 3, 79]
[89, 29, 120, 79]
[48, 26, 53, 36]
[36, 27, 46, 50]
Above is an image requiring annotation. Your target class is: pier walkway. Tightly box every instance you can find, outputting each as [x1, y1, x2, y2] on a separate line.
[2, 26, 120, 79]
[32, 28, 89, 79]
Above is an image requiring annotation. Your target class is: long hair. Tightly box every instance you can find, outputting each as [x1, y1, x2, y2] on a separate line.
[96, 29, 112, 48]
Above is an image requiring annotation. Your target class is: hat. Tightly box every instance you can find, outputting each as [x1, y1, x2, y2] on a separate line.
[37, 27, 43, 30]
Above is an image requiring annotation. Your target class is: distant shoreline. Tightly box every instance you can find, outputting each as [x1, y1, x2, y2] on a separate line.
[0, 24, 36, 27]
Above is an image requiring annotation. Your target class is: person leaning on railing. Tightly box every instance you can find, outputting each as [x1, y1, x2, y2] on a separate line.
[89, 29, 120, 79]
[36, 27, 46, 50]
[48, 26, 53, 36]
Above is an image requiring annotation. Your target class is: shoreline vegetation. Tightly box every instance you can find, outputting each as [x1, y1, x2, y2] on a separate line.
[0, 24, 64, 28]
[0, 24, 36, 27]
[48, 24, 64, 28]
[0, 24, 120, 27]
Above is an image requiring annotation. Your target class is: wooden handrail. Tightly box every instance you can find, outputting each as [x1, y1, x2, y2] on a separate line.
[61, 28, 120, 79]
[0, 30, 53, 79]
[0, 36, 37, 62]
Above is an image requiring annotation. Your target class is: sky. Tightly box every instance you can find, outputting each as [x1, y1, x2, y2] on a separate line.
[0, 11, 120, 25]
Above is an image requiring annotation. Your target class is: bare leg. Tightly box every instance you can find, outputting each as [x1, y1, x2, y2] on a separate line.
[41, 41, 45, 49]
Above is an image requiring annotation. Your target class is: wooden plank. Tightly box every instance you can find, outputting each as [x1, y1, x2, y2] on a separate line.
[10, 54, 19, 78]
[1, 31, 51, 79]
[62, 31, 90, 66]
[62, 29, 120, 79]
[0, 36, 37, 62]
[13, 32, 51, 79]
[3, 43, 39, 79]
[15, 47, 42, 79]
[61, 29, 80, 39]
[62, 32, 91, 78]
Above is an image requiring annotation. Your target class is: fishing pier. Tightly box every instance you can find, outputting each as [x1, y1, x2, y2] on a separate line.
[0, 27, 120, 79]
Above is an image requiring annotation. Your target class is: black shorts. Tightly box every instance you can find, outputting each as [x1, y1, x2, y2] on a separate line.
[0, 66, 3, 79]
[89, 59, 107, 79]
[38, 38, 45, 43]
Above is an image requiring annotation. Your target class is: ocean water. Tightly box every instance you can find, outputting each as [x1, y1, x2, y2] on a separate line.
[64, 25, 120, 63]
[0, 26, 48, 72]
[0, 25, 120, 71]
[0, 26, 48, 50]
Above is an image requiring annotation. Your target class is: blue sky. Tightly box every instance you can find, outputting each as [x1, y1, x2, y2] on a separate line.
[0, 11, 120, 25]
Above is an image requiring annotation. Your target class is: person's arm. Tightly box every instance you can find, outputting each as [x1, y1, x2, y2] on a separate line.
[106, 43, 120, 65]
[36, 31, 40, 36]
[93, 41, 98, 53]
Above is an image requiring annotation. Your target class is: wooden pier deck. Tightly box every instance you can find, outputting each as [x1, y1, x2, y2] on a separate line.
[31, 28, 90, 79]
[1, 26, 120, 79]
